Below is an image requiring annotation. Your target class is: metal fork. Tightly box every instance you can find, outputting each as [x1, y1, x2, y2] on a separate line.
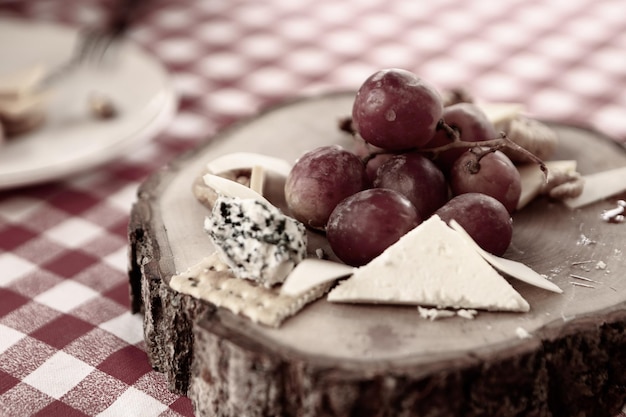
[42, 0, 146, 87]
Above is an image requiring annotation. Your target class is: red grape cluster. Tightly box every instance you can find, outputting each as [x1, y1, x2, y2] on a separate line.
[286, 68, 526, 266]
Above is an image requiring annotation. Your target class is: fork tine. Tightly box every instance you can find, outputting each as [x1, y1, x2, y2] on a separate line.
[84, 31, 113, 63]
[81, 0, 146, 64]
[40, 0, 148, 87]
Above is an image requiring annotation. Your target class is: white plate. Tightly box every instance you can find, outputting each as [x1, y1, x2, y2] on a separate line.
[0, 18, 177, 189]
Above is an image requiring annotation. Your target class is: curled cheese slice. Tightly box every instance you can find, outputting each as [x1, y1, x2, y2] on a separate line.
[450, 220, 563, 294]
[280, 259, 354, 296]
[202, 173, 270, 204]
[206, 152, 292, 177]
[563, 166, 626, 209]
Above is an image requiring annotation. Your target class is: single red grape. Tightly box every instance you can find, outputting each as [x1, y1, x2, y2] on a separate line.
[449, 148, 521, 213]
[352, 68, 443, 151]
[327, 188, 421, 266]
[435, 192, 513, 256]
[373, 152, 449, 217]
[285, 145, 368, 229]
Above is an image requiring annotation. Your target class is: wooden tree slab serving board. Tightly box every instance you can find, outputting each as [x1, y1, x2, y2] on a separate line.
[129, 92, 626, 417]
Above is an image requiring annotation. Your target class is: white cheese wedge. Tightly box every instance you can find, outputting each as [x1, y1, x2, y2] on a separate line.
[517, 160, 577, 210]
[327, 215, 530, 312]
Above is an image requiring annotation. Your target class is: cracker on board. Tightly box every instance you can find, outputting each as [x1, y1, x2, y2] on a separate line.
[169, 253, 330, 327]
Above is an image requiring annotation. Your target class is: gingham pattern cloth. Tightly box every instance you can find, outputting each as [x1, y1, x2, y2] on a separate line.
[1, 0, 625, 416]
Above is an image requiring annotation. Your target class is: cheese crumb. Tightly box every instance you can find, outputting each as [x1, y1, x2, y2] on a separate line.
[418, 307, 456, 321]
[515, 327, 532, 339]
[457, 309, 478, 320]
[417, 307, 479, 320]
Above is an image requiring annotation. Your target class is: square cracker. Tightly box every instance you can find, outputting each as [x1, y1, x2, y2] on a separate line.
[169, 253, 329, 327]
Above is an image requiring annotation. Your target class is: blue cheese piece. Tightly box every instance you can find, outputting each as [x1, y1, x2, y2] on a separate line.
[205, 195, 307, 287]
[327, 215, 530, 312]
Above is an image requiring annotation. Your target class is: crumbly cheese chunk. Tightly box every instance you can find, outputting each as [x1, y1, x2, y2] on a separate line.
[205, 195, 307, 287]
[327, 215, 530, 312]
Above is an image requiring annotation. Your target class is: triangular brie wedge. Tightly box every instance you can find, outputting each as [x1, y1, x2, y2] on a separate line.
[327, 215, 530, 312]
[0, 65, 46, 99]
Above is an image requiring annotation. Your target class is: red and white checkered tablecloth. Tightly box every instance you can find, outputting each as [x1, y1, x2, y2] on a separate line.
[1, 0, 625, 416]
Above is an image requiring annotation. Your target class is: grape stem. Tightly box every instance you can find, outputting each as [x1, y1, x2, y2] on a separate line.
[422, 130, 547, 177]
[361, 133, 547, 178]
[342, 117, 547, 178]
[464, 147, 498, 174]
[435, 119, 460, 142]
